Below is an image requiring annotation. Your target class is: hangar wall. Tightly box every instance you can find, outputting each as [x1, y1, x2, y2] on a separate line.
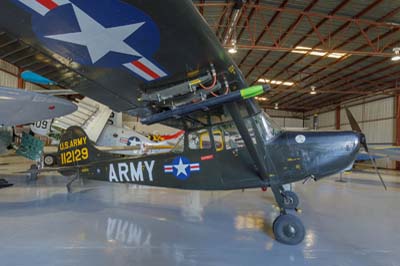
[312, 97, 395, 145]
[311, 97, 396, 168]
[0, 60, 18, 87]
[266, 109, 304, 129]
[0, 59, 44, 90]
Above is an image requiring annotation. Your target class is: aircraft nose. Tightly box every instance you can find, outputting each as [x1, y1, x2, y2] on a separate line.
[352, 132, 362, 153]
[344, 131, 361, 155]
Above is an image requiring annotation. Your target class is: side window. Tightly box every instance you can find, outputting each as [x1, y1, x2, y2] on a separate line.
[171, 136, 184, 153]
[222, 122, 245, 150]
[189, 130, 211, 150]
[212, 127, 224, 152]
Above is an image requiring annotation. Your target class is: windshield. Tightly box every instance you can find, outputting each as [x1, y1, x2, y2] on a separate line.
[249, 112, 282, 143]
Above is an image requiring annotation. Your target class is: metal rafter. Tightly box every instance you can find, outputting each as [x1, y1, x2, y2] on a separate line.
[297, 69, 400, 108]
[279, 38, 400, 108]
[238, 0, 288, 67]
[253, 0, 385, 90]
[269, 4, 400, 106]
[236, 0, 260, 43]
[243, 0, 320, 79]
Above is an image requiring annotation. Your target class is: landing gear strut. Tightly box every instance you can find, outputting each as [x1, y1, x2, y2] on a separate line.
[282, 190, 299, 210]
[271, 185, 305, 245]
[66, 170, 80, 193]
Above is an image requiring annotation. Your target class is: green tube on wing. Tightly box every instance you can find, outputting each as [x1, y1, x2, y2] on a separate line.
[240, 85, 269, 99]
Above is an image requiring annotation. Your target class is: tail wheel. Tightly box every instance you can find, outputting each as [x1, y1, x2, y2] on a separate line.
[273, 214, 305, 245]
[282, 190, 299, 210]
[43, 154, 56, 167]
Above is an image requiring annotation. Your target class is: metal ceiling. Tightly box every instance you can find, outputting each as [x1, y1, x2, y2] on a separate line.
[194, 0, 400, 113]
[0, 30, 85, 92]
[0, 1, 399, 114]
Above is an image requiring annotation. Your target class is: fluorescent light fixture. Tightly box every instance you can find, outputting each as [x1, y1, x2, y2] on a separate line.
[258, 79, 294, 86]
[228, 39, 238, 54]
[392, 48, 400, 61]
[228, 46, 237, 54]
[292, 46, 347, 59]
[283, 81, 294, 86]
[392, 56, 400, 61]
[310, 86, 317, 95]
[274, 103, 279, 110]
[255, 96, 268, 101]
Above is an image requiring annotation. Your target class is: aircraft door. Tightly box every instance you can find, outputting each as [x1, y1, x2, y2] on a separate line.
[180, 128, 224, 189]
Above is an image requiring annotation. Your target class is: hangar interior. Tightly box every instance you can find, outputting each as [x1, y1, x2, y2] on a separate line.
[0, 0, 399, 265]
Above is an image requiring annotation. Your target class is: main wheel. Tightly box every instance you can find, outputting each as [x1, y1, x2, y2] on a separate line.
[273, 214, 305, 245]
[43, 154, 56, 167]
[282, 190, 299, 209]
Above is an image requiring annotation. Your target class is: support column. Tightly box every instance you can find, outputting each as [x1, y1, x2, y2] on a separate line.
[335, 105, 341, 130]
[17, 67, 24, 89]
[396, 95, 400, 170]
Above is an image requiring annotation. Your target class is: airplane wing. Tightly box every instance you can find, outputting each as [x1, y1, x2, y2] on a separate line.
[0, 0, 245, 117]
[0, 86, 77, 126]
[367, 146, 400, 161]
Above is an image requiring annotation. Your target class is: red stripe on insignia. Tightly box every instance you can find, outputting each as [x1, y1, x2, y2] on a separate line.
[132, 60, 160, 79]
[201, 155, 214, 161]
[37, 0, 59, 10]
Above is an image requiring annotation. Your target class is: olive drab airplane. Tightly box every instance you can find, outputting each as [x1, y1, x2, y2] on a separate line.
[0, 0, 386, 245]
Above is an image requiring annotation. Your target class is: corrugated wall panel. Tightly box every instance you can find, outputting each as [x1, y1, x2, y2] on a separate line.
[0, 59, 18, 75]
[319, 126, 336, 131]
[25, 82, 43, 90]
[318, 111, 335, 128]
[363, 119, 394, 144]
[273, 117, 285, 128]
[363, 97, 394, 121]
[0, 71, 17, 87]
[285, 118, 304, 128]
[304, 118, 312, 129]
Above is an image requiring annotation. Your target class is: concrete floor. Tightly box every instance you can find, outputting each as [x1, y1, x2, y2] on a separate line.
[0, 153, 399, 266]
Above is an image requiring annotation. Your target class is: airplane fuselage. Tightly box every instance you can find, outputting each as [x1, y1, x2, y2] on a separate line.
[60, 126, 361, 190]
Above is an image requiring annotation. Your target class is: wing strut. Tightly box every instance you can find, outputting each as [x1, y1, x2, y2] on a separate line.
[226, 101, 269, 182]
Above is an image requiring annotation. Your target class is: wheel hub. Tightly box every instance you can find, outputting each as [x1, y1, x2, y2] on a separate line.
[283, 224, 296, 238]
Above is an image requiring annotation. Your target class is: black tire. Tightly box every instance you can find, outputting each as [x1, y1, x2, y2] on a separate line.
[273, 214, 305, 245]
[282, 190, 299, 209]
[43, 154, 56, 167]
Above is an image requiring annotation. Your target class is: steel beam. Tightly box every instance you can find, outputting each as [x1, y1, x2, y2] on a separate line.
[335, 106, 340, 130]
[396, 94, 400, 169]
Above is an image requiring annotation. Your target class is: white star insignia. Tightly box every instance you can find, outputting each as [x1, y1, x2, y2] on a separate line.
[174, 158, 189, 176]
[46, 4, 144, 63]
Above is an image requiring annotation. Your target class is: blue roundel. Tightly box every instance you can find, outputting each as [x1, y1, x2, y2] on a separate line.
[31, 0, 160, 68]
[172, 156, 191, 180]
[127, 136, 141, 146]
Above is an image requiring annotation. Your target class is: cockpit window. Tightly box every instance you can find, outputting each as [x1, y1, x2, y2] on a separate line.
[220, 122, 245, 150]
[250, 112, 282, 143]
[188, 129, 211, 150]
[171, 135, 184, 153]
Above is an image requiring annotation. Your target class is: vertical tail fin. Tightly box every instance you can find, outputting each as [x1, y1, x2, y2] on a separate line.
[57, 126, 114, 167]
